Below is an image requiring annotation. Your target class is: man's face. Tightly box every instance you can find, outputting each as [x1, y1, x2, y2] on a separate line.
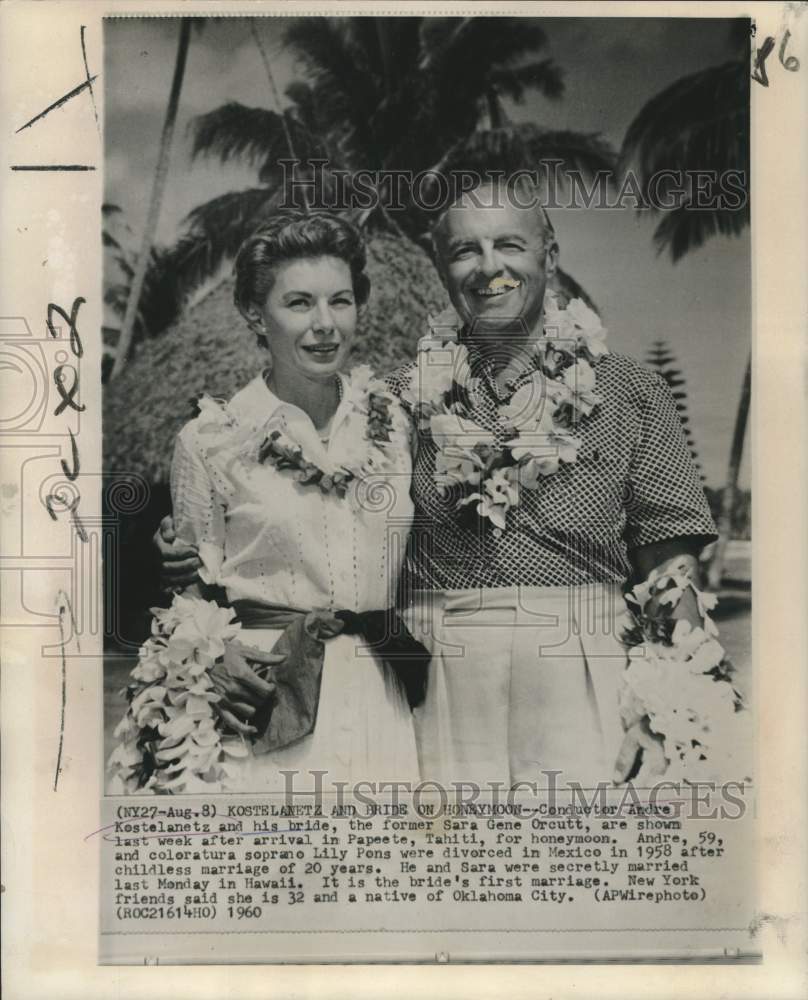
[435, 195, 558, 346]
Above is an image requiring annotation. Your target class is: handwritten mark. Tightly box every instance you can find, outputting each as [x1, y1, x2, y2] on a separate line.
[752, 35, 776, 86]
[15, 76, 98, 134]
[53, 591, 79, 791]
[45, 489, 88, 542]
[80, 25, 100, 134]
[60, 429, 80, 481]
[12, 27, 99, 170]
[48, 298, 84, 357]
[44, 297, 88, 542]
[11, 165, 96, 172]
[53, 364, 85, 415]
[85, 824, 296, 843]
[752, 14, 803, 86]
[779, 29, 800, 72]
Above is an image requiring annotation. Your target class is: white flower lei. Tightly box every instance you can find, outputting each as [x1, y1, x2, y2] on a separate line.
[402, 292, 609, 532]
[620, 558, 751, 783]
[107, 594, 249, 795]
[192, 365, 398, 502]
[255, 364, 398, 497]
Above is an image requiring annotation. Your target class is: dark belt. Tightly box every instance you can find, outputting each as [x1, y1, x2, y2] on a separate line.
[231, 600, 429, 754]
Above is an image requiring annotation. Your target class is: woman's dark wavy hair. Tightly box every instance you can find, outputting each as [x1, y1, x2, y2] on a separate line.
[233, 210, 370, 330]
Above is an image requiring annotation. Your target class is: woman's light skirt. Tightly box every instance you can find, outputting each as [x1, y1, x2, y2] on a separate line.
[232, 628, 420, 793]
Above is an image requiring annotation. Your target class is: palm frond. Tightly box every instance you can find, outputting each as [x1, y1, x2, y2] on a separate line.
[652, 203, 749, 262]
[284, 81, 324, 133]
[620, 57, 749, 260]
[619, 61, 749, 181]
[418, 18, 556, 137]
[189, 102, 325, 169]
[103, 229, 126, 253]
[432, 124, 617, 184]
[169, 187, 279, 294]
[420, 17, 549, 73]
[282, 18, 380, 150]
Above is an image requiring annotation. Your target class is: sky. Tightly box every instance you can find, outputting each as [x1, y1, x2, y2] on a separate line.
[103, 15, 751, 488]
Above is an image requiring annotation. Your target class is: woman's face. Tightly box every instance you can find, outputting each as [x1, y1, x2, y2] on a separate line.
[259, 255, 358, 381]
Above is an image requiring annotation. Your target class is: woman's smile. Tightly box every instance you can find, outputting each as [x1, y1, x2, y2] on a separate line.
[260, 256, 358, 381]
[299, 341, 341, 361]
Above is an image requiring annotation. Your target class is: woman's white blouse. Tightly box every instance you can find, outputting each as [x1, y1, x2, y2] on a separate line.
[170, 372, 415, 613]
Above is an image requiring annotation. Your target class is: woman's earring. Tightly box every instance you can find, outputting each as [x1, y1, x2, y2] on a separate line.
[248, 315, 268, 350]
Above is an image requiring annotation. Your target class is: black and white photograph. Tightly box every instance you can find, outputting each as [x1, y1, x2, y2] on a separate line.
[4, 1, 806, 988]
[102, 14, 752, 797]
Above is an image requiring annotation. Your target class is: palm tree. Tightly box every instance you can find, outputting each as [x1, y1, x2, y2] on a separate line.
[110, 18, 193, 379]
[148, 16, 616, 315]
[620, 21, 751, 586]
[645, 340, 704, 481]
[103, 203, 185, 380]
[707, 356, 751, 589]
[618, 19, 750, 262]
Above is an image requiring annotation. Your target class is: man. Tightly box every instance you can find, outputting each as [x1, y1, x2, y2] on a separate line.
[158, 177, 716, 788]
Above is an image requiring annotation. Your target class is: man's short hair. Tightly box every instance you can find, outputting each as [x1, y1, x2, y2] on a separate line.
[429, 173, 557, 255]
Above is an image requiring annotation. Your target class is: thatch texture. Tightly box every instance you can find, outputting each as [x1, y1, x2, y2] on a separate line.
[103, 233, 449, 482]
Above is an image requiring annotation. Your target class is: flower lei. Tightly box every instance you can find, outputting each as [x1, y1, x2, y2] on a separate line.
[402, 292, 609, 532]
[257, 365, 396, 497]
[620, 558, 751, 783]
[107, 594, 250, 795]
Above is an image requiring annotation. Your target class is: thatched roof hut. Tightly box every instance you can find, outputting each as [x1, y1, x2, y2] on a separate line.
[103, 232, 449, 483]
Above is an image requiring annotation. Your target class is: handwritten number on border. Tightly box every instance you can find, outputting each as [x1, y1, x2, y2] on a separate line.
[753, 27, 802, 86]
[44, 297, 88, 542]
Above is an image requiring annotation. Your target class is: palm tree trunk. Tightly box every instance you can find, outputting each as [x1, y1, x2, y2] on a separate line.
[707, 353, 751, 589]
[110, 19, 192, 379]
[249, 21, 299, 164]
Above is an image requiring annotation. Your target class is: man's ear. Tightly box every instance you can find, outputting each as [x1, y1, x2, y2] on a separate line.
[431, 241, 450, 290]
[545, 240, 560, 278]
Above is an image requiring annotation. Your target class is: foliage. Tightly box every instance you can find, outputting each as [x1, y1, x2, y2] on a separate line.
[644, 340, 703, 480]
[112, 16, 616, 342]
[703, 485, 751, 541]
[619, 21, 750, 261]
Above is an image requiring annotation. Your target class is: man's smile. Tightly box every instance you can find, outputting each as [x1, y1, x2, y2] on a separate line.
[472, 277, 522, 300]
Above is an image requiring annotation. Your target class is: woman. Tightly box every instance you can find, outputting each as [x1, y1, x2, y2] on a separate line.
[110, 210, 423, 794]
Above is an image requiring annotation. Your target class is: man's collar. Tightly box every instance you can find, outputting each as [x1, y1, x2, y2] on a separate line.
[459, 326, 544, 402]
